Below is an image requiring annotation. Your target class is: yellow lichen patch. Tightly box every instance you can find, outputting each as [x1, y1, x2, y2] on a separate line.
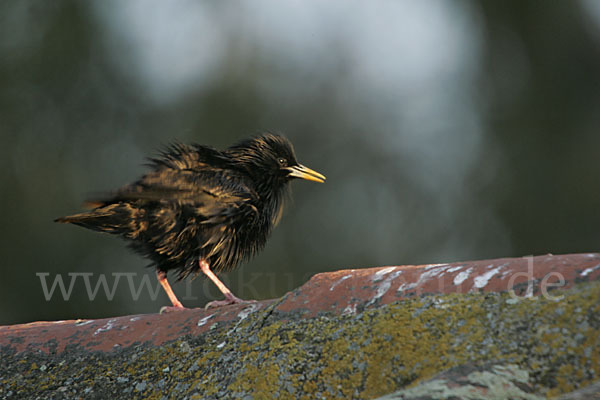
[317, 296, 492, 398]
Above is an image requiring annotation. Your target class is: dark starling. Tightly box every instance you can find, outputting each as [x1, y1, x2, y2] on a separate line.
[55, 134, 325, 310]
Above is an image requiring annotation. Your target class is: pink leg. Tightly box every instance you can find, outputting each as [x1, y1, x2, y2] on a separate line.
[200, 259, 256, 308]
[157, 270, 185, 312]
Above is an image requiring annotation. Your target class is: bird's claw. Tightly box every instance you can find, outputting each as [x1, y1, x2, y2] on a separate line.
[160, 305, 187, 314]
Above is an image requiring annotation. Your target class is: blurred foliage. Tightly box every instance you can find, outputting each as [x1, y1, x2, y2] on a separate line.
[1, 0, 599, 324]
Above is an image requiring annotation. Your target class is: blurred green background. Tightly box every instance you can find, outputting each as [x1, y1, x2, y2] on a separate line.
[2, 1, 599, 325]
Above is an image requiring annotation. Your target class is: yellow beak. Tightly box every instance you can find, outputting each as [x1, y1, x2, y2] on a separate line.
[286, 164, 326, 183]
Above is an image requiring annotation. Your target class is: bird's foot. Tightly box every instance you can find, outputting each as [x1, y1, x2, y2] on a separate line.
[159, 305, 187, 314]
[205, 293, 257, 309]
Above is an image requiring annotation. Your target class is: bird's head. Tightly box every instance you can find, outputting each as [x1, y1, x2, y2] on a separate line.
[228, 134, 326, 187]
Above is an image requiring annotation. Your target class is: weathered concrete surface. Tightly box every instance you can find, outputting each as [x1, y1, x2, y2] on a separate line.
[1, 253, 599, 399]
[374, 363, 544, 400]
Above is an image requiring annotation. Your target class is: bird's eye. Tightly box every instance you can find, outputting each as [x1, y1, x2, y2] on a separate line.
[278, 158, 287, 166]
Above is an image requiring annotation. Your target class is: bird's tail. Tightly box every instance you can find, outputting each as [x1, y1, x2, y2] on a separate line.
[55, 203, 139, 236]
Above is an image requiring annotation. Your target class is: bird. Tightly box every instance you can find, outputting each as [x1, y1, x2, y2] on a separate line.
[55, 134, 325, 310]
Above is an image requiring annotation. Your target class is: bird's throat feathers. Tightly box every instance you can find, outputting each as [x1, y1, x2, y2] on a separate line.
[256, 177, 289, 227]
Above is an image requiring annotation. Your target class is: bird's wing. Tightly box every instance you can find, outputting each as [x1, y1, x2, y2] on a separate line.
[87, 143, 259, 223]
